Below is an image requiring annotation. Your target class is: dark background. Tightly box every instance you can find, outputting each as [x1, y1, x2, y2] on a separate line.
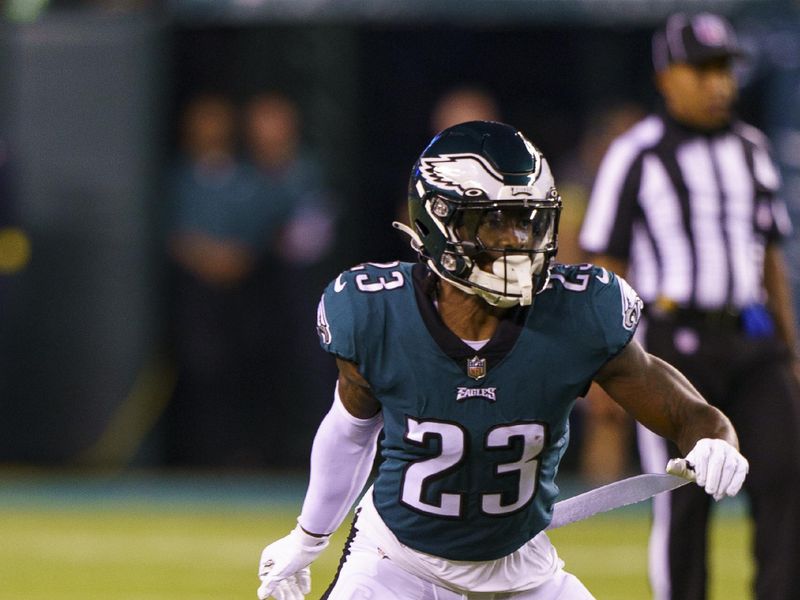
[1, 0, 798, 470]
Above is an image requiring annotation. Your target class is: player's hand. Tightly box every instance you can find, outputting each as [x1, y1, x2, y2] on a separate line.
[257, 525, 330, 600]
[680, 438, 749, 501]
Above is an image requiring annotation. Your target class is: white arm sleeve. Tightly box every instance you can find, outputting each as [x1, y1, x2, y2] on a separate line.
[297, 383, 383, 536]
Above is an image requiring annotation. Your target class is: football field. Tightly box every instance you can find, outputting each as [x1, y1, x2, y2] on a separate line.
[0, 472, 752, 599]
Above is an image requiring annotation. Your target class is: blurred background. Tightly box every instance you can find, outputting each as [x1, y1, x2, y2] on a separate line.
[0, 0, 798, 475]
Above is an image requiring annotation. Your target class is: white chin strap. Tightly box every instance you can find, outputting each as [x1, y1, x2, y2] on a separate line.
[468, 254, 541, 307]
[392, 221, 541, 308]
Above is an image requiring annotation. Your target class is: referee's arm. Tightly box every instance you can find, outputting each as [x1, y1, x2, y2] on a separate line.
[764, 244, 800, 362]
[579, 131, 640, 278]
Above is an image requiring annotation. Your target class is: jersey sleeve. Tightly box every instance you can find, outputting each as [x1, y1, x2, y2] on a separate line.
[765, 196, 793, 243]
[316, 271, 360, 363]
[746, 125, 792, 243]
[754, 148, 792, 243]
[589, 270, 643, 358]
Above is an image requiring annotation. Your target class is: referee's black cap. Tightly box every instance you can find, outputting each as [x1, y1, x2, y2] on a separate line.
[652, 12, 745, 72]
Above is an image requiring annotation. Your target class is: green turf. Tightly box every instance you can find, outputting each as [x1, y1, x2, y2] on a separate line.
[548, 512, 753, 599]
[0, 483, 753, 599]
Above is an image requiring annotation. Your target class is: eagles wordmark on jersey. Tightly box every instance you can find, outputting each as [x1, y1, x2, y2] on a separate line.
[316, 260, 642, 561]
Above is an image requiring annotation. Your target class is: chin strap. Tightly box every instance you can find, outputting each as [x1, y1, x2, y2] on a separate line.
[392, 221, 424, 254]
[394, 220, 483, 300]
[392, 220, 537, 308]
[468, 255, 538, 307]
[516, 270, 533, 305]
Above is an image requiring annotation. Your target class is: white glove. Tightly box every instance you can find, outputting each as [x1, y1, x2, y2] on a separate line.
[673, 438, 749, 501]
[257, 524, 330, 600]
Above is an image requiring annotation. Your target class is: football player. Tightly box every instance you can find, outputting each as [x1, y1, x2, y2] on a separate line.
[256, 121, 748, 600]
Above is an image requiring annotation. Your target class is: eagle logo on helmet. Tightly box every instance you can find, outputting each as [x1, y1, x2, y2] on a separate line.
[419, 153, 505, 197]
[419, 152, 543, 200]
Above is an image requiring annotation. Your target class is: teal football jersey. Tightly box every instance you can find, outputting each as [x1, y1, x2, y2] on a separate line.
[316, 261, 642, 561]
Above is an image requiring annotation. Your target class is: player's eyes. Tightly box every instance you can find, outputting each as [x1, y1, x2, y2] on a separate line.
[483, 210, 505, 227]
[483, 210, 526, 227]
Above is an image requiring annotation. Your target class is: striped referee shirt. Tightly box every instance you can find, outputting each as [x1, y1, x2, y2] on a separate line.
[579, 111, 791, 310]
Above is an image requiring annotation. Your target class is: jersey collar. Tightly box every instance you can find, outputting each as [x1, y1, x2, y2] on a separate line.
[411, 263, 528, 378]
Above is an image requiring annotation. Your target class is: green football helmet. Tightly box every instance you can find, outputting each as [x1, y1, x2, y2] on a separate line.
[395, 121, 561, 307]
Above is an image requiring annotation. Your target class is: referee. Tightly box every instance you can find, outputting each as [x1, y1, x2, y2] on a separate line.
[580, 12, 800, 600]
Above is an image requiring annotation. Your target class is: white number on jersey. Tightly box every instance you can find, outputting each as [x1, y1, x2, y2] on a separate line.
[401, 417, 547, 518]
[335, 262, 405, 293]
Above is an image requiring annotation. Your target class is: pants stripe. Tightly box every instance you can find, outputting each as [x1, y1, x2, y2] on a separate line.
[321, 507, 362, 599]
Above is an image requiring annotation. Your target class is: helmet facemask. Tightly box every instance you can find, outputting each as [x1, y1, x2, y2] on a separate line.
[427, 193, 561, 307]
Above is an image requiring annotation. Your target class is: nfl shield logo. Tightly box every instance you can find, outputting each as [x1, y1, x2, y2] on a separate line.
[467, 355, 487, 380]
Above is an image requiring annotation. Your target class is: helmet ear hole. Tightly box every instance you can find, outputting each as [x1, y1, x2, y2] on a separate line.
[441, 253, 459, 271]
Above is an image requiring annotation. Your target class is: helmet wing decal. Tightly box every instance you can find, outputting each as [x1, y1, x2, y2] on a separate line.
[419, 153, 505, 197]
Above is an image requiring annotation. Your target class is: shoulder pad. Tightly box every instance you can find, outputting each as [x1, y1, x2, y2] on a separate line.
[317, 261, 411, 361]
[328, 261, 407, 296]
[545, 263, 641, 355]
[614, 273, 643, 332]
[546, 263, 612, 293]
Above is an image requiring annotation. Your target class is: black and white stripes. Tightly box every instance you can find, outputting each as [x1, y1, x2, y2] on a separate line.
[579, 113, 790, 310]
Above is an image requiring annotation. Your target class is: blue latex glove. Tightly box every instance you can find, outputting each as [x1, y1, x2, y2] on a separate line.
[740, 304, 775, 338]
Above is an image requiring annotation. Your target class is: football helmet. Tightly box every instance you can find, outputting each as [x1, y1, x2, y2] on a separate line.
[394, 121, 561, 307]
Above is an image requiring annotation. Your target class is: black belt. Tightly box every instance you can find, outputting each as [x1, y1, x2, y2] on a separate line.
[647, 303, 742, 330]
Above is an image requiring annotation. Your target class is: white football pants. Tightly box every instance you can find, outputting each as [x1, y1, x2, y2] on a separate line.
[324, 539, 593, 600]
[324, 492, 594, 600]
